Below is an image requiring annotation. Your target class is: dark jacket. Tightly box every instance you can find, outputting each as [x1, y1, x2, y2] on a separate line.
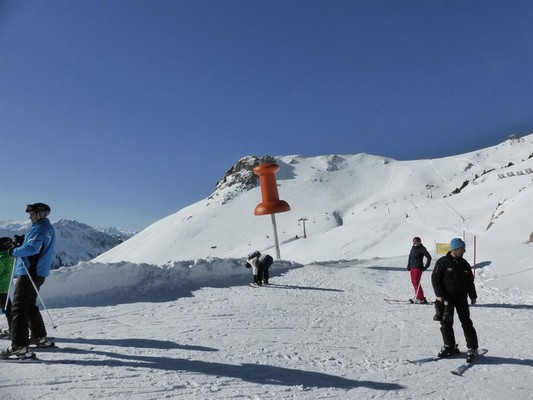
[431, 252, 477, 301]
[407, 244, 432, 270]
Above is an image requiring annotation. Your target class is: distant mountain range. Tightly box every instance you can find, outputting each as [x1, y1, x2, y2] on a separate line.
[0, 220, 136, 268]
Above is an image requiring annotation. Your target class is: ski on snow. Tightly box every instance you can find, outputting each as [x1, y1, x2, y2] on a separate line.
[407, 352, 465, 365]
[384, 298, 412, 304]
[450, 349, 488, 376]
[408, 348, 488, 375]
[0, 342, 89, 363]
[29, 344, 88, 352]
[0, 356, 76, 364]
[384, 298, 431, 305]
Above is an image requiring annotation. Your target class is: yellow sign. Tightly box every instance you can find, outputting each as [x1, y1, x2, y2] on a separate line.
[436, 243, 450, 254]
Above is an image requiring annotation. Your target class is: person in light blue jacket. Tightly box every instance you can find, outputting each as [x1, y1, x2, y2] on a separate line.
[0, 203, 56, 359]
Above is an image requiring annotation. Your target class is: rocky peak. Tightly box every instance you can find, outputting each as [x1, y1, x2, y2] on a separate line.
[215, 155, 277, 192]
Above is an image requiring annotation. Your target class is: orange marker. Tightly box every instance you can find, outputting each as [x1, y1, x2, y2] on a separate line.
[253, 163, 291, 259]
[253, 163, 291, 215]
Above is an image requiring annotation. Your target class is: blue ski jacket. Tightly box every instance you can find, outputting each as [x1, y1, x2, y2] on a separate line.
[11, 218, 56, 278]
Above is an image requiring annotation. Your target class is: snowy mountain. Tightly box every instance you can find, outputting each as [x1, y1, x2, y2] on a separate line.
[94, 225, 137, 241]
[0, 219, 135, 268]
[95, 134, 533, 288]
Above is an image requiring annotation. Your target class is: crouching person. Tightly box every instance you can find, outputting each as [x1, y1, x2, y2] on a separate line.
[245, 251, 274, 287]
[258, 254, 273, 285]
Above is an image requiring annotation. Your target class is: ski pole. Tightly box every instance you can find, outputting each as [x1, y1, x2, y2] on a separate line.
[4, 258, 16, 311]
[16, 258, 57, 330]
[412, 280, 422, 302]
[412, 269, 423, 302]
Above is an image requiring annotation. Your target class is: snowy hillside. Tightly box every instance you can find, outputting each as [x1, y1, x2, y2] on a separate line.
[95, 135, 533, 289]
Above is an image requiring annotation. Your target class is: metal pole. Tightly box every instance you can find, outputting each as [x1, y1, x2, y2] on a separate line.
[473, 235, 477, 279]
[271, 214, 281, 259]
[298, 217, 308, 238]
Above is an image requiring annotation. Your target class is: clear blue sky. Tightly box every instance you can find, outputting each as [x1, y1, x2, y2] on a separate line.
[1, 0, 532, 231]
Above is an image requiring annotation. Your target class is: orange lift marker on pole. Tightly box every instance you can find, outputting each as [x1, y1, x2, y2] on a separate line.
[253, 163, 291, 259]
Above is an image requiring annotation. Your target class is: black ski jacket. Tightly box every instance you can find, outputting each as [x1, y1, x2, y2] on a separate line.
[407, 245, 432, 270]
[431, 252, 477, 301]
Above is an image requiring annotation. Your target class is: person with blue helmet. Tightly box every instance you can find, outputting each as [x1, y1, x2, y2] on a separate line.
[0, 203, 56, 359]
[431, 238, 479, 362]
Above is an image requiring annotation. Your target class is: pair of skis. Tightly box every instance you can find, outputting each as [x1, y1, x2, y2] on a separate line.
[407, 348, 488, 376]
[0, 343, 82, 363]
[0, 355, 76, 364]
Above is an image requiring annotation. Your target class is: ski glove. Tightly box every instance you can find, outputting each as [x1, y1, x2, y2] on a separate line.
[407, 266, 411, 271]
[470, 298, 477, 305]
[13, 234, 24, 247]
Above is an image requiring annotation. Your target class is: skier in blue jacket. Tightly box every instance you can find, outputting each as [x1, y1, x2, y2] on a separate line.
[1, 203, 56, 359]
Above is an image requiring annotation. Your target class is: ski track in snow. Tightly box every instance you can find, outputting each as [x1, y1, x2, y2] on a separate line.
[1, 257, 533, 399]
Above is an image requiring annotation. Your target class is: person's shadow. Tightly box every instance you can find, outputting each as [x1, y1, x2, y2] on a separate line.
[50, 337, 403, 391]
[474, 303, 533, 310]
[476, 354, 533, 368]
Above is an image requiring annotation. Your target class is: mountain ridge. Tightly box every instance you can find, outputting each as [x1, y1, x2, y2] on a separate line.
[0, 219, 136, 268]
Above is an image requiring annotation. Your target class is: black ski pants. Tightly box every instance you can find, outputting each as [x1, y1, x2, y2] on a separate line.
[440, 297, 478, 350]
[258, 265, 270, 284]
[10, 275, 47, 347]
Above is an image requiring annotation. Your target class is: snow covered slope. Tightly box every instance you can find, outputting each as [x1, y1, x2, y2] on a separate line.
[95, 135, 533, 290]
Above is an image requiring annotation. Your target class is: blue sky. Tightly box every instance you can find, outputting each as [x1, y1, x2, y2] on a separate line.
[1, 0, 532, 232]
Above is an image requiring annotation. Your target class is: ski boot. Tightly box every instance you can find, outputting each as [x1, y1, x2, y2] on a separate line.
[29, 337, 55, 348]
[0, 329, 11, 339]
[438, 344, 460, 358]
[466, 348, 479, 363]
[0, 345, 35, 360]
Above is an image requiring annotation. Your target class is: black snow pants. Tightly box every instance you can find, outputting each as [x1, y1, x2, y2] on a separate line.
[258, 255, 273, 284]
[10, 275, 47, 347]
[440, 297, 478, 350]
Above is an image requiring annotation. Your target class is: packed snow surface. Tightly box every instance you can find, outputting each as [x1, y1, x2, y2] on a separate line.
[1, 135, 532, 399]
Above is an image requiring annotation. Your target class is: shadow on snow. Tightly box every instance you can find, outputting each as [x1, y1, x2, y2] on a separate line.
[476, 355, 533, 368]
[474, 303, 533, 310]
[54, 337, 218, 352]
[51, 344, 404, 391]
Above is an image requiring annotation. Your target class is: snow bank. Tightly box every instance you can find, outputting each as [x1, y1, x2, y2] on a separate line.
[41, 258, 302, 307]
